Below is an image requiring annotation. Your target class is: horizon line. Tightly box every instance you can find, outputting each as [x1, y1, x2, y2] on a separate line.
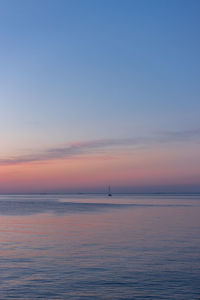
[0, 192, 200, 195]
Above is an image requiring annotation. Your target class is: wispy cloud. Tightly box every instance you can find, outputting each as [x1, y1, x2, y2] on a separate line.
[158, 129, 200, 141]
[0, 129, 200, 166]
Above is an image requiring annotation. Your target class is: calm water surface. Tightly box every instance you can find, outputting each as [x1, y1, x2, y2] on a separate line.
[0, 194, 199, 299]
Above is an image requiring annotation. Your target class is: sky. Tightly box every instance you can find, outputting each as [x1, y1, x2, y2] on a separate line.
[0, 0, 200, 193]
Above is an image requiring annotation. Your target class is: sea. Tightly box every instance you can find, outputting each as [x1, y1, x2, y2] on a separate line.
[0, 193, 199, 299]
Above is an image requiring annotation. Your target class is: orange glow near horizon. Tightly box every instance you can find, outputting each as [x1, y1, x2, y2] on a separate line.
[0, 143, 200, 192]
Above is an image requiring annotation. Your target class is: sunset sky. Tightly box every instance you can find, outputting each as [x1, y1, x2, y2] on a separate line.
[1, 0, 200, 193]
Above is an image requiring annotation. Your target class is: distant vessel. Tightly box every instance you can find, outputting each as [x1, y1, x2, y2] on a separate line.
[108, 186, 112, 197]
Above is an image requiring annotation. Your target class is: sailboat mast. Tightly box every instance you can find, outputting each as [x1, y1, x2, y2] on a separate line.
[108, 185, 112, 196]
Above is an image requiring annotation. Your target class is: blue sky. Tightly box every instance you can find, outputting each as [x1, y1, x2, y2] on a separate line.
[0, 0, 200, 192]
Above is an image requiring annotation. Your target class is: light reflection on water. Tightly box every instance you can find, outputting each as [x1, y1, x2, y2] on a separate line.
[0, 194, 199, 299]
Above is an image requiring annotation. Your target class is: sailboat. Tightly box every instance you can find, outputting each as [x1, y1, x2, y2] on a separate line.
[108, 186, 112, 197]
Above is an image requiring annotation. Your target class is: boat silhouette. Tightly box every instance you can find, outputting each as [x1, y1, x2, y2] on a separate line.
[108, 186, 112, 197]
